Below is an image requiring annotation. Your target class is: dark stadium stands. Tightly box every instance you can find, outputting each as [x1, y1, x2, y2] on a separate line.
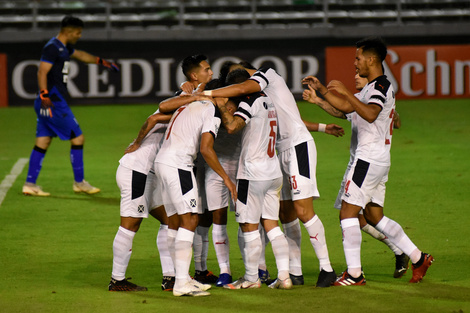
[0, 0, 469, 41]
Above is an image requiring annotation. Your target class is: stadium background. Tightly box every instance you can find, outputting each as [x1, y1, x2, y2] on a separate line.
[1, 2, 470, 312]
[1, 0, 469, 106]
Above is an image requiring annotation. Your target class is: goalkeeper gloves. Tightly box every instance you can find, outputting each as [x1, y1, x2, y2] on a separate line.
[39, 89, 53, 118]
[96, 57, 119, 72]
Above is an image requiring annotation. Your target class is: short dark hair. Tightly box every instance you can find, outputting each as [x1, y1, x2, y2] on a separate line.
[218, 61, 237, 86]
[356, 36, 387, 62]
[61, 16, 84, 29]
[226, 68, 250, 86]
[181, 54, 208, 80]
[238, 61, 256, 70]
[205, 78, 223, 91]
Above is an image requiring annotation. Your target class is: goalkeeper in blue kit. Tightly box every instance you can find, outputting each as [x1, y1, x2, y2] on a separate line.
[23, 15, 119, 196]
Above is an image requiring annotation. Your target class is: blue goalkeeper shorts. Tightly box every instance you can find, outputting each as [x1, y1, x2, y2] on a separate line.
[34, 94, 83, 140]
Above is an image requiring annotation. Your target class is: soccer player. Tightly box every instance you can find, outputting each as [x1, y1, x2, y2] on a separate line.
[109, 111, 173, 291]
[200, 62, 338, 287]
[303, 36, 433, 286]
[219, 69, 292, 290]
[177, 55, 219, 284]
[154, 91, 237, 297]
[23, 15, 118, 196]
[303, 73, 409, 278]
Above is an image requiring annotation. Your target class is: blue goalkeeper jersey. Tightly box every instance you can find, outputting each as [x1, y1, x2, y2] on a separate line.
[40, 37, 75, 101]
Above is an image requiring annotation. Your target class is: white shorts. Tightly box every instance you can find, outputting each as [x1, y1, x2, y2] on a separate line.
[205, 157, 238, 212]
[279, 140, 320, 201]
[155, 163, 200, 217]
[116, 165, 150, 218]
[146, 168, 163, 210]
[341, 159, 388, 208]
[235, 177, 282, 224]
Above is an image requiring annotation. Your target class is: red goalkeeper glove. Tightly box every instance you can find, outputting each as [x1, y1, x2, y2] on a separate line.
[39, 89, 54, 118]
[96, 57, 119, 72]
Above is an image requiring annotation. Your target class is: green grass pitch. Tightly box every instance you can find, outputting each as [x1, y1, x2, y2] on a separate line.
[0, 98, 469, 313]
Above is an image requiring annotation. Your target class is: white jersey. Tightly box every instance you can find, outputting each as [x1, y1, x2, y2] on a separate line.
[234, 91, 282, 180]
[155, 100, 221, 169]
[119, 109, 167, 174]
[353, 75, 396, 166]
[250, 67, 312, 152]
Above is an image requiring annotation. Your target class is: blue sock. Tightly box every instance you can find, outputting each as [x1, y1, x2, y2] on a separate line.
[26, 146, 46, 184]
[70, 145, 84, 183]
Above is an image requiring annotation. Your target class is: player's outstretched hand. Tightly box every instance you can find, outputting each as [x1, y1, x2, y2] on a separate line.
[39, 89, 54, 118]
[303, 85, 322, 104]
[327, 80, 349, 97]
[96, 57, 119, 72]
[325, 123, 345, 137]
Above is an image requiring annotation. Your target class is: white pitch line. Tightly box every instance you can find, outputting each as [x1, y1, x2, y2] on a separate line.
[0, 158, 29, 207]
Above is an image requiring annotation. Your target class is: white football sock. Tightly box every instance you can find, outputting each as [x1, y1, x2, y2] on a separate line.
[112, 226, 136, 281]
[267, 227, 290, 280]
[156, 224, 175, 276]
[283, 219, 302, 276]
[304, 215, 333, 272]
[199, 226, 210, 271]
[375, 216, 421, 263]
[238, 227, 246, 265]
[167, 228, 177, 269]
[193, 226, 203, 272]
[361, 223, 403, 255]
[174, 228, 195, 289]
[212, 224, 231, 275]
[258, 224, 268, 271]
[243, 230, 262, 282]
[341, 218, 362, 278]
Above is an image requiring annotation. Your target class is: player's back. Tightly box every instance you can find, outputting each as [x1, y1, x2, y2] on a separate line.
[235, 92, 282, 181]
[250, 67, 312, 152]
[155, 100, 220, 169]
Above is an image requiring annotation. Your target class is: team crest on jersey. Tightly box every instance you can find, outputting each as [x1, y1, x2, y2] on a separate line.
[190, 199, 197, 208]
[137, 205, 145, 213]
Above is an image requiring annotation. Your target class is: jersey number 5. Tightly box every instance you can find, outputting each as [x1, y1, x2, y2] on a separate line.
[267, 120, 277, 158]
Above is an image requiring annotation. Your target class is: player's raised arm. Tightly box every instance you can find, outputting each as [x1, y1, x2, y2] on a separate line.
[328, 80, 382, 123]
[202, 79, 260, 98]
[125, 112, 171, 154]
[303, 75, 354, 114]
[158, 94, 213, 113]
[72, 50, 119, 71]
[303, 84, 346, 119]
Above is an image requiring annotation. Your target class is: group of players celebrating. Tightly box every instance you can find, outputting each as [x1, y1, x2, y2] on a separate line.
[24, 16, 433, 297]
[109, 37, 433, 296]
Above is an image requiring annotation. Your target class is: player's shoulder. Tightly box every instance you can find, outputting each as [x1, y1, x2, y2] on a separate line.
[251, 67, 278, 85]
[239, 91, 266, 107]
[371, 75, 392, 96]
